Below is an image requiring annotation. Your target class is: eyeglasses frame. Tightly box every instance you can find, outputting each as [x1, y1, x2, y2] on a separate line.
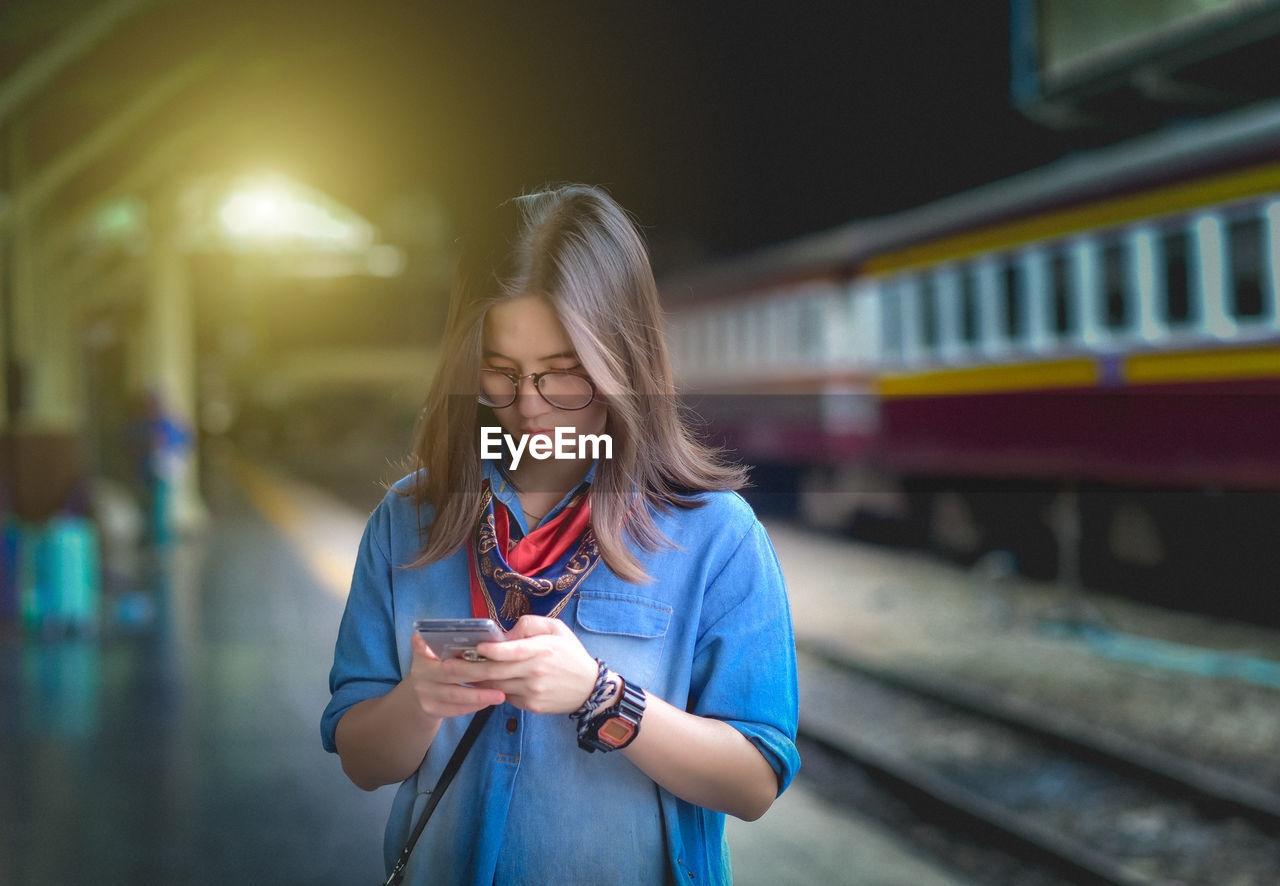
[477, 367, 598, 411]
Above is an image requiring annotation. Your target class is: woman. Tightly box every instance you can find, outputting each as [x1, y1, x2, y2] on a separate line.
[322, 184, 799, 885]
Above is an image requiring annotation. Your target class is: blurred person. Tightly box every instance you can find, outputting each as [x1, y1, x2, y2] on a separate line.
[127, 389, 189, 546]
[322, 184, 799, 885]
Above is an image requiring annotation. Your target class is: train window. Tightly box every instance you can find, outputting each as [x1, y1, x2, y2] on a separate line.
[1102, 240, 1129, 330]
[766, 301, 784, 363]
[780, 300, 795, 363]
[783, 300, 801, 363]
[1048, 248, 1073, 338]
[1160, 229, 1192, 327]
[798, 295, 820, 359]
[675, 323, 690, 370]
[880, 283, 903, 363]
[1001, 258, 1023, 341]
[750, 303, 767, 365]
[1227, 216, 1264, 320]
[920, 275, 939, 352]
[837, 288, 855, 364]
[689, 317, 704, 369]
[724, 311, 740, 366]
[959, 267, 980, 345]
[713, 311, 727, 365]
[814, 292, 836, 364]
[752, 304, 767, 363]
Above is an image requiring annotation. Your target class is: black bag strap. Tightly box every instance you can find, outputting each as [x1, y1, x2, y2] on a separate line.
[382, 706, 495, 886]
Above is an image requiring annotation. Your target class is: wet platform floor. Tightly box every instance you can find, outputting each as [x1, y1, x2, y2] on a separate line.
[0, 473, 391, 884]
[0, 461, 973, 886]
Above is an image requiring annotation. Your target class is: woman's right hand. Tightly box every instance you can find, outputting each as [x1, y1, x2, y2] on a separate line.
[405, 631, 506, 718]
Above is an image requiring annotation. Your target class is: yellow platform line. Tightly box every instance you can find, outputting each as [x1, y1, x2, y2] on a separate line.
[232, 457, 359, 602]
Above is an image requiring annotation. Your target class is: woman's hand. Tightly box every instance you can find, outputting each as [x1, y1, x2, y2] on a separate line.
[405, 631, 507, 718]
[445, 615, 598, 714]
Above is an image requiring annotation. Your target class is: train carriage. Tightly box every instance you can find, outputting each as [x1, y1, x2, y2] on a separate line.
[661, 98, 1280, 623]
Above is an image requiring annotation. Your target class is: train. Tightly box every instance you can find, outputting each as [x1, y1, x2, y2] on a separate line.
[660, 98, 1280, 625]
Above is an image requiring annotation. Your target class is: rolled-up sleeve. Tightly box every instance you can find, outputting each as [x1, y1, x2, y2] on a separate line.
[688, 519, 801, 794]
[320, 500, 401, 753]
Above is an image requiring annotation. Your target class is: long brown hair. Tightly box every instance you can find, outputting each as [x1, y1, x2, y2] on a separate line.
[406, 184, 744, 583]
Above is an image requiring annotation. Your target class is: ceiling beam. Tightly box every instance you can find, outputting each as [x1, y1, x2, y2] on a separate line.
[0, 0, 150, 127]
[0, 47, 220, 228]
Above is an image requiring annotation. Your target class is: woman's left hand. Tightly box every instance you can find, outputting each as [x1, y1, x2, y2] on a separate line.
[440, 615, 598, 714]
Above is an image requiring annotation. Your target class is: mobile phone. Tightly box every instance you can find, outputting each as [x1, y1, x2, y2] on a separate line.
[414, 618, 505, 661]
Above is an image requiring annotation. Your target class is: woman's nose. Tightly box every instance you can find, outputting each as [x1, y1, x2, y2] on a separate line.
[515, 378, 547, 418]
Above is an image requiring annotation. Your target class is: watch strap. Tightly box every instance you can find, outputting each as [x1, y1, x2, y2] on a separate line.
[577, 677, 645, 753]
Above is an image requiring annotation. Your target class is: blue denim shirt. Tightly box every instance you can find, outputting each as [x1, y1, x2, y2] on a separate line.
[322, 463, 800, 885]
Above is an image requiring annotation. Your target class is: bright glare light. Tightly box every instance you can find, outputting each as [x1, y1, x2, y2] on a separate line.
[216, 174, 373, 251]
[220, 191, 287, 235]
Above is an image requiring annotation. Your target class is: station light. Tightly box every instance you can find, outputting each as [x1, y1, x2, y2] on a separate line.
[215, 174, 373, 253]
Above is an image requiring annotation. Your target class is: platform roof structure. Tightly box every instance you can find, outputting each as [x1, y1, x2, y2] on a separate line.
[1012, 0, 1280, 129]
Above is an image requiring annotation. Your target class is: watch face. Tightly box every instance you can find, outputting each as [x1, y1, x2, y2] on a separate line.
[599, 717, 637, 747]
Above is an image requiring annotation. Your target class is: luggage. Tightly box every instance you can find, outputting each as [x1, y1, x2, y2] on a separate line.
[19, 516, 101, 636]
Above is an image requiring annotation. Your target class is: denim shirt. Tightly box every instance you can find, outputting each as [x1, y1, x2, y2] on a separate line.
[321, 463, 800, 885]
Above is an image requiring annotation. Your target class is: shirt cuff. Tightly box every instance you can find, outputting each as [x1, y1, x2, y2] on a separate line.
[723, 719, 801, 796]
[321, 678, 397, 753]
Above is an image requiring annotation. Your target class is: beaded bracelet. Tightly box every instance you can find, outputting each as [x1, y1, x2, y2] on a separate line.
[569, 658, 618, 738]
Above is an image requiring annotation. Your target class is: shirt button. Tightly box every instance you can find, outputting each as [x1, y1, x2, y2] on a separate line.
[506, 717, 518, 734]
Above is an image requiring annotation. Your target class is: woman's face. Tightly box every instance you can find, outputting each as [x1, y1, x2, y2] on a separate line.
[480, 294, 608, 448]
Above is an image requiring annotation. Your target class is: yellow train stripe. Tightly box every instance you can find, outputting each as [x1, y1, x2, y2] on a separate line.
[1125, 345, 1280, 384]
[877, 358, 1098, 398]
[865, 161, 1280, 274]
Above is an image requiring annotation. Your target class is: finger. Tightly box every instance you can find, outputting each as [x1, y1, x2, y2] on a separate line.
[440, 656, 525, 682]
[434, 696, 503, 718]
[473, 636, 546, 662]
[441, 682, 506, 709]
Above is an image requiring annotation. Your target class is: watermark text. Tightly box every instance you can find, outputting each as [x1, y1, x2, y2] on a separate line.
[481, 426, 613, 469]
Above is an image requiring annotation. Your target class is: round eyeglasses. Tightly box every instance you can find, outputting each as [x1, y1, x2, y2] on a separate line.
[478, 368, 597, 411]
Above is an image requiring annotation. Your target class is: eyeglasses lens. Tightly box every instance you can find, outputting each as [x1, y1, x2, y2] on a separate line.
[479, 371, 594, 410]
[537, 373, 594, 409]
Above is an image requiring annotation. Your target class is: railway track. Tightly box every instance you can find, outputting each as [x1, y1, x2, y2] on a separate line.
[796, 641, 1280, 886]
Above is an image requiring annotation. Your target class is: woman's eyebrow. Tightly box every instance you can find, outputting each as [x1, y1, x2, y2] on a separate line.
[481, 349, 578, 362]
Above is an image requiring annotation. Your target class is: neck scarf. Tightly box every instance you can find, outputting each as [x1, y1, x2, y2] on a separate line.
[468, 483, 600, 629]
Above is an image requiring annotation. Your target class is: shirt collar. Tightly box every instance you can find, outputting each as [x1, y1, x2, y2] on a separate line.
[482, 458, 596, 533]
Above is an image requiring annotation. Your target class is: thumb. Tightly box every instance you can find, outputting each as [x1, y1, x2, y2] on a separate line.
[505, 614, 564, 640]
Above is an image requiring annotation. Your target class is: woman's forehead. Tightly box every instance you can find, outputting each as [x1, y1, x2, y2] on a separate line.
[482, 294, 576, 359]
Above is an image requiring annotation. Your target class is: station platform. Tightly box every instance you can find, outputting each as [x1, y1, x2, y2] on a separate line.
[8, 452, 1279, 885]
[21, 455, 1280, 885]
[10, 453, 1280, 880]
[0, 456, 977, 885]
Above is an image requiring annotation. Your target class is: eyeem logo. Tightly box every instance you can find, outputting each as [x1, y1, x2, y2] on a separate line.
[481, 427, 613, 469]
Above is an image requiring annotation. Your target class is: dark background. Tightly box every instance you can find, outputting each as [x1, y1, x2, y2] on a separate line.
[1, 1, 1084, 271]
[248, 0, 1079, 266]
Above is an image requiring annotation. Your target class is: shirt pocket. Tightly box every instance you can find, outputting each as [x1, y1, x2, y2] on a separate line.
[573, 590, 672, 689]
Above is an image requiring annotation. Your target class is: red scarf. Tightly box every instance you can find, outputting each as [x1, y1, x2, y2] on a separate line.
[468, 484, 599, 626]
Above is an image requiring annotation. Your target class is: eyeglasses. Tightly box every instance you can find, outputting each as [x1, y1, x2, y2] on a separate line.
[478, 368, 597, 411]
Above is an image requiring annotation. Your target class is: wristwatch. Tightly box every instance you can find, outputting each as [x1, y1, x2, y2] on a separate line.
[578, 677, 646, 753]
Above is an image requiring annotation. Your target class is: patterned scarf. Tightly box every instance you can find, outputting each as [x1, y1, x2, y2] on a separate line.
[467, 482, 601, 628]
